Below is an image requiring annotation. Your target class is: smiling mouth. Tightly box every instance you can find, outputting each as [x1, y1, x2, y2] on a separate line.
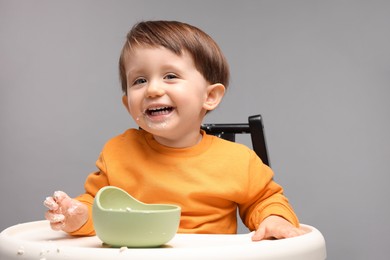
[145, 106, 174, 116]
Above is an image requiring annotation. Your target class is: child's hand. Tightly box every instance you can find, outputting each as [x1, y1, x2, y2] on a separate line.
[44, 191, 88, 233]
[252, 215, 307, 241]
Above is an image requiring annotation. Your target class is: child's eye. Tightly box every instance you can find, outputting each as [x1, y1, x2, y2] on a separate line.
[133, 78, 147, 85]
[164, 73, 178, 80]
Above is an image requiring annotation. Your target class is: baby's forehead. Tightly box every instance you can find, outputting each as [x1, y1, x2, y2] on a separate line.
[122, 46, 197, 71]
[123, 45, 191, 64]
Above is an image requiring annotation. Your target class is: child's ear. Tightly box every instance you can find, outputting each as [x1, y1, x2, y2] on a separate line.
[122, 95, 130, 113]
[203, 83, 225, 111]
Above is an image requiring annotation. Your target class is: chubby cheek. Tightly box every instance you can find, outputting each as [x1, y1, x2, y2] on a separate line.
[128, 101, 140, 117]
[123, 94, 139, 117]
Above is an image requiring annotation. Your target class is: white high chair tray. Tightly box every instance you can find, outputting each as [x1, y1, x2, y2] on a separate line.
[0, 220, 326, 260]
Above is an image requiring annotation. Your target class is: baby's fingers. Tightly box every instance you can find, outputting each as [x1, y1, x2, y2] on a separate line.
[45, 211, 65, 223]
[45, 211, 65, 231]
[44, 191, 71, 211]
[50, 222, 66, 231]
[284, 227, 307, 238]
[53, 191, 70, 203]
[43, 196, 59, 211]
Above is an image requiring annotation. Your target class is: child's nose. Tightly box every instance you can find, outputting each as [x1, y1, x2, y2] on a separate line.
[145, 81, 165, 98]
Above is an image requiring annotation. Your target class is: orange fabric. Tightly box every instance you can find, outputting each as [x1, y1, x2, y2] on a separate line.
[71, 129, 299, 236]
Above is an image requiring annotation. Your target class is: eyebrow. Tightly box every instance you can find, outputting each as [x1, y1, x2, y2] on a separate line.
[127, 63, 185, 77]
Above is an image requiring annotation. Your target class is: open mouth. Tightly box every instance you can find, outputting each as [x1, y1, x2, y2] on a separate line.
[145, 106, 174, 116]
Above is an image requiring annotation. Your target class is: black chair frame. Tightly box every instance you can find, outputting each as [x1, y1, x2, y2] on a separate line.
[201, 114, 270, 166]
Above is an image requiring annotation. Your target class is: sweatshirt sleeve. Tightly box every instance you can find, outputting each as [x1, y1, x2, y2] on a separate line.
[238, 151, 299, 231]
[69, 153, 110, 236]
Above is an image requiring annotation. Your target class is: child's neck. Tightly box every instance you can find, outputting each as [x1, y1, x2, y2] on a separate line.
[152, 132, 203, 148]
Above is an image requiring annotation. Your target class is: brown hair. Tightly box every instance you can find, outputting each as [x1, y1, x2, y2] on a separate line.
[119, 20, 230, 94]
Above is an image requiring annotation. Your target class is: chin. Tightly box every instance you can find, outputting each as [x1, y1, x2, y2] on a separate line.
[140, 120, 172, 134]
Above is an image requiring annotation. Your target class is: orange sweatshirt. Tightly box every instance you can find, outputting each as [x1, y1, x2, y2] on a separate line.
[71, 129, 299, 236]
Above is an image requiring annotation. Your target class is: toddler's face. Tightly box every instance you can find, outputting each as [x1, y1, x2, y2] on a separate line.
[122, 46, 212, 147]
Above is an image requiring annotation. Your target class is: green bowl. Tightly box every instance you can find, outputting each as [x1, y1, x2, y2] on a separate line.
[92, 186, 181, 248]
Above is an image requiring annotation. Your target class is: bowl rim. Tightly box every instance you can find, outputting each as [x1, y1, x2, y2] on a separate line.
[94, 186, 181, 213]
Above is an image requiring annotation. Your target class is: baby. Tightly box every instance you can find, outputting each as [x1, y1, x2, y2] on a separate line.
[44, 20, 306, 241]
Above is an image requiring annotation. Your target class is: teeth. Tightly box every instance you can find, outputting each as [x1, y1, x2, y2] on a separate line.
[148, 107, 169, 112]
[146, 106, 173, 115]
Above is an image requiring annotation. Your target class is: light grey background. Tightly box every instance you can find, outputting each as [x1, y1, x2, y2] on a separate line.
[1, 0, 389, 259]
